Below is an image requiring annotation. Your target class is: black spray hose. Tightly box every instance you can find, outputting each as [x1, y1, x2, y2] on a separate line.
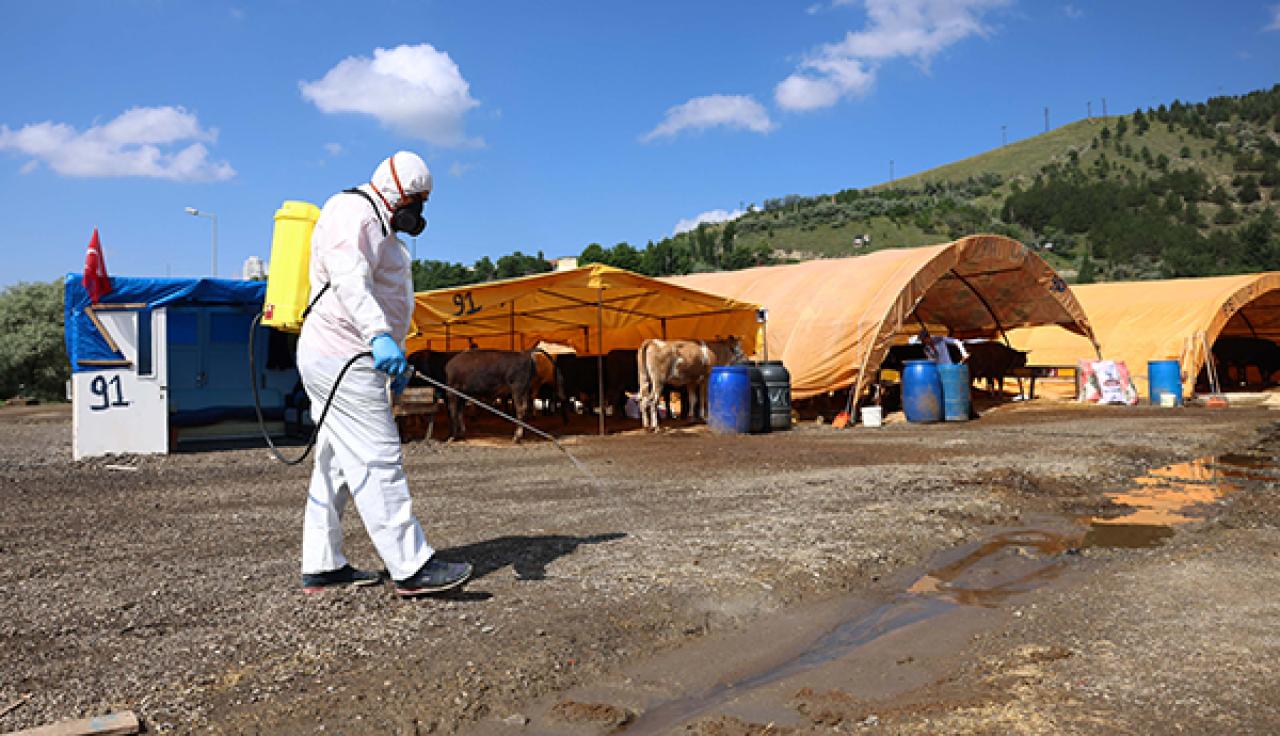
[248, 313, 598, 486]
[248, 312, 367, 466]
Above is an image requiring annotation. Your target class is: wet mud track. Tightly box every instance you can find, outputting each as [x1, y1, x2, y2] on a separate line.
[1, 403, 1278, 734]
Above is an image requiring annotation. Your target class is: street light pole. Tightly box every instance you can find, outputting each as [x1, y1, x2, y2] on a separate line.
[185, 207, 218, 277]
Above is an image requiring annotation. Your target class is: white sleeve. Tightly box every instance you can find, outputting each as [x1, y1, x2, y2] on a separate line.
[316, 208, 392, 345]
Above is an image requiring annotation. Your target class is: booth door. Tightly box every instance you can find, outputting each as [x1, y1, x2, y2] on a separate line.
[167, 305, 273, 416]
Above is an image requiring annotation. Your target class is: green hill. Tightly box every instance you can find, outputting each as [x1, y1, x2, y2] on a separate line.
[416, 86, 1280, 291]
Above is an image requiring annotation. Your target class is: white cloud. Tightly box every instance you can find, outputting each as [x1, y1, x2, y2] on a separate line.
[642, 95, 774, 142]
[300, 43, 482, 148]
[673, 208, 746, 235]
[1266, 4, 1280, 31]
[0, 106, 235, 181]
[323, 142, 343, 156]
[1063, 4, 1083, 19]
[776, 0, 1011, 112]
[448, 162, 474, 177]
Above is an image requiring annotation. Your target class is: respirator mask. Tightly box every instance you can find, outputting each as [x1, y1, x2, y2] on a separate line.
[391, 199, 427, 236]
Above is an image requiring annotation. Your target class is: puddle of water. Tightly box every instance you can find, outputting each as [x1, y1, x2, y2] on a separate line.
[1083, 454, 1277, 545]
[614, 454, 1277, 734]
[620, 528, 1077, 735]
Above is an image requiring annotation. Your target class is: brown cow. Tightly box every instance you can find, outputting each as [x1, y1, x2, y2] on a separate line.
[636, 337, 744, 430]
[444, 348, 561, 442]
[529, 349, 569, 423]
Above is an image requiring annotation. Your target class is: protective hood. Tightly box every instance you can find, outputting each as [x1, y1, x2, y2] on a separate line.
[369, 151, 433, 212]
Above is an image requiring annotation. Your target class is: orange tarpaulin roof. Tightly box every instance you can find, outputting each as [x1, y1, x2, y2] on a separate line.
[407, 264, 761, 356]
[1009, 272, 1280, 396]
[669, 234, 1097, 401]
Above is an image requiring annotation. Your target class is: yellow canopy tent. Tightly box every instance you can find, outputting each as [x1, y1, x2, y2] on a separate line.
[1009, 272, 1280, 397]
[406, 264, 763, 433]
[669, 234, 1097, 402]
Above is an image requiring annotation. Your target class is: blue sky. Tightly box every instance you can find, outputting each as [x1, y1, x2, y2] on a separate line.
[1, 1, 1278, 287]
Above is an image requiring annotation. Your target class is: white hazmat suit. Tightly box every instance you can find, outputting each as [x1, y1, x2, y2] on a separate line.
[297, 151, 434, 582]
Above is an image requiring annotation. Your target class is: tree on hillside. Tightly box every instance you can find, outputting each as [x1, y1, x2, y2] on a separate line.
[0, 280, 67, 401]
[1238, 177, 1261, 203]
[1076, 253, 1097, 284]
[495, 251, 551, 279]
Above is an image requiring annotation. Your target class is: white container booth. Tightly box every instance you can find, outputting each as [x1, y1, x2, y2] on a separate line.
[64, 275, 300, 459]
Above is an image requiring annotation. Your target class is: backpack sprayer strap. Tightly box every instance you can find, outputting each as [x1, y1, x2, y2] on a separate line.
[299, 188, 388, 321]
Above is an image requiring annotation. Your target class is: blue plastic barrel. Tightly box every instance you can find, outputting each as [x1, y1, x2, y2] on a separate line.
[1148, 359, 1183, 406]
[708, 365, 752, 434]
[902, 360, 944, 423]
[939, 363, 971, 422]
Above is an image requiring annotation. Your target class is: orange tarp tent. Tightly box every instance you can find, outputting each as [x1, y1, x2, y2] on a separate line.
[407, 263, 761, 356]
[1009, 273, 1280, 397]
[669, 234, 1097, 401]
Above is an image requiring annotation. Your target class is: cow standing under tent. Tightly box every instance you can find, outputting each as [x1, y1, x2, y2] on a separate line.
[966, 341, 1028, 397]
[443, 348, 563, 442]
[529, 349, 570, 423]
[636, 337, 744, 430]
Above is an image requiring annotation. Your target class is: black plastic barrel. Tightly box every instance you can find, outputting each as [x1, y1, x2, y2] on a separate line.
[748, 364, 770, 434]
[755, 361, 792, 431]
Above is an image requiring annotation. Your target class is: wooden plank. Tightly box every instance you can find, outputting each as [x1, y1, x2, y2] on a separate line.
[2, 710, 140, 736]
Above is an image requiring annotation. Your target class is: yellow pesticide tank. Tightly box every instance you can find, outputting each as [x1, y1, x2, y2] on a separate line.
[262, 200, 321, 332]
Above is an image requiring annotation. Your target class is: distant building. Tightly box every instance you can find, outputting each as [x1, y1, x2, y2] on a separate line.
[550, 256, 578, 272]
[242, 256, 266, 281]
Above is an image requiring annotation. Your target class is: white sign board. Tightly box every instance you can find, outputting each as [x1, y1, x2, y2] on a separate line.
[72, 308, 169, 459]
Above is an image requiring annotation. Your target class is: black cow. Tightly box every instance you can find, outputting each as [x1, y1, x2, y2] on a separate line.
[407, 350, 459, 387]
[966, 341, 1028, 396]
[557, 350, 642, 417]
[443, 349, 554, 442]
[881, 341, 964, 372]
[1212, 336, 1280, 387]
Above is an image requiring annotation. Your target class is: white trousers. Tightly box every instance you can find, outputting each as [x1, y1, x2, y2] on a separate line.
[298, 354, 432, 581]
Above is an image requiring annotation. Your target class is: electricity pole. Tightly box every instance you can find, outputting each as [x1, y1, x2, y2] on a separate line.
[1001, 124, 1007, 146]
[1044, 107, 1050, 133]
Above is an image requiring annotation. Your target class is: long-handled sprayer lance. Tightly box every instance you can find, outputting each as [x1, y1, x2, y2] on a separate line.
[407, 368, 599, 488]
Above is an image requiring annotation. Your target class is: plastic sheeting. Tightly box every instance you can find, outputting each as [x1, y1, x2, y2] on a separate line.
[406, 264, 762, 356]
[669, 235, 1096, 401]
[64, 274, 266, 372]
[1009, 273, 1280, 396]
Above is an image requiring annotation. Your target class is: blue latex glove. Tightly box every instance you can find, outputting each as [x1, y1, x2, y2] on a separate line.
[370, 333, 408, 377]
[391, 371, 411, 396]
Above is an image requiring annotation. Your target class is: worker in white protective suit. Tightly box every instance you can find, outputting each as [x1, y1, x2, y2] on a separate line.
[297, 150, 472, 598]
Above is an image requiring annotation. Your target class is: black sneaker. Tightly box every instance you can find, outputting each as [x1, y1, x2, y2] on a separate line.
[394, 558, 473, 598]
[301, 564, 384, 594]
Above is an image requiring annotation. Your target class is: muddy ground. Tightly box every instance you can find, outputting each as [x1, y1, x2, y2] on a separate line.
[1, 402, 1278, 734]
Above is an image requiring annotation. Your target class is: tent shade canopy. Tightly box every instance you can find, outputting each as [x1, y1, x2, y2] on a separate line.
[669, 235, 1097, 401]
[407, 264, 762, 356]
[1009, 272, 1280, 396]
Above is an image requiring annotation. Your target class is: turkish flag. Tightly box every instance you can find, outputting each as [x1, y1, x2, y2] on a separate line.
[83, 228, 112, 303]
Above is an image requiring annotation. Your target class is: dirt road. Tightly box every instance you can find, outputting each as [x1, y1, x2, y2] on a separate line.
[1, 403, 1277, 734]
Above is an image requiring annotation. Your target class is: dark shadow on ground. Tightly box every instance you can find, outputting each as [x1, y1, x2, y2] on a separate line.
[437, 532, 627, 581]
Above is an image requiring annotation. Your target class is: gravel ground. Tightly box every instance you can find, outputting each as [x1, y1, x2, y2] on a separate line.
[0, 402, 1276, 734]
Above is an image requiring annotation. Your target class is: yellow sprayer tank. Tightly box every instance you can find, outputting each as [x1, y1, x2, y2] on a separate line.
[262, 200, 321, 332]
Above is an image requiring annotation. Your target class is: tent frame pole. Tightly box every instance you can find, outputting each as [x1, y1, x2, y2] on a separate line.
[949, 269, 1026, 397]
[597, 288, 605, 436]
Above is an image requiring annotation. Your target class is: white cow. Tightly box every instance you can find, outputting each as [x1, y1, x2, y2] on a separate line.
[636, 337, 743, 430]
